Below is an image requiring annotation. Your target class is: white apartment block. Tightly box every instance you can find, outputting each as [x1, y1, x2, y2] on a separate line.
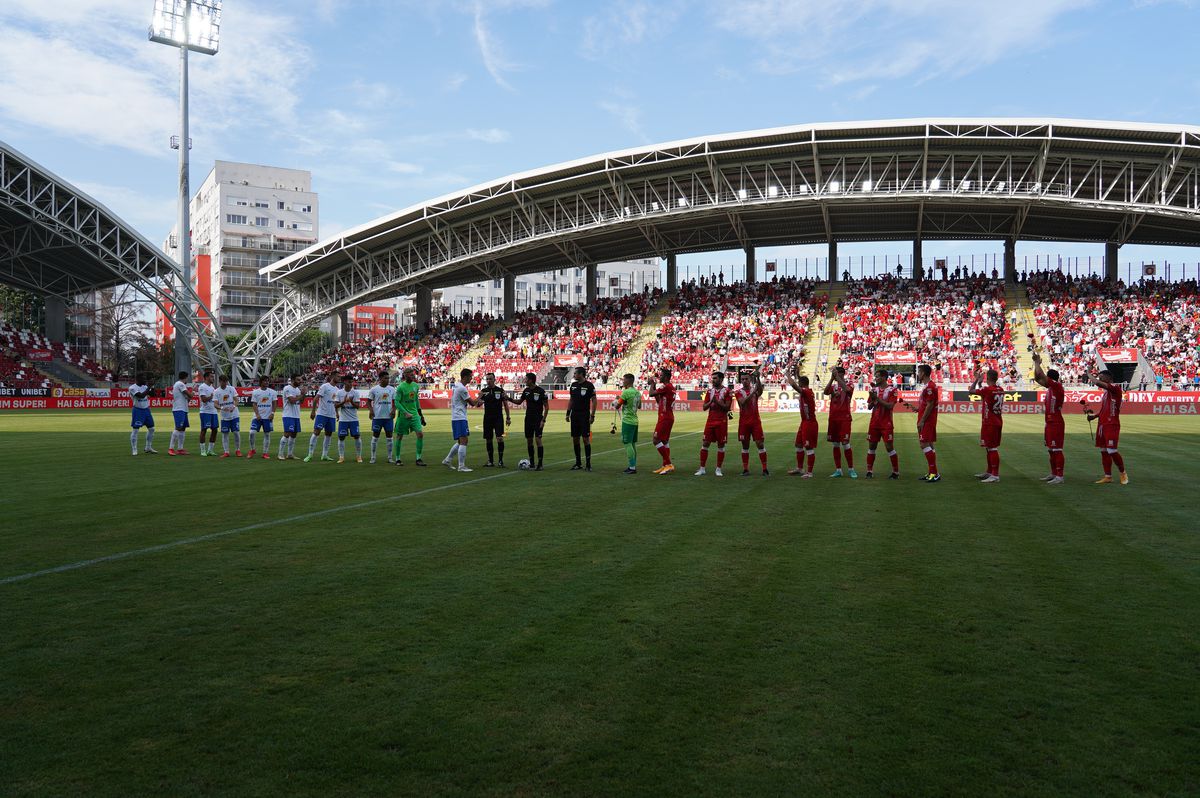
[165, 161, 319, 336]
[393, 259, 663, 326]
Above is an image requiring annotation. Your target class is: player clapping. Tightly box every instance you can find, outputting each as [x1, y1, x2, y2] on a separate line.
[647, 368, 675, 475]
[969, 368, 1004, 483]
[334, 375, 363, 464]
[278, 375, 303, 459]
[696, 371, 732, 477]
[248, 375, 277, 459]
[915, 364, 940, 482]
[1087, 369, 1128, 485]
[1031, 352, 1066, 484]
[734, 369, 768, 477]
[824, 366, 856, 478]
[864, 370, 900, 479]
[213, 374, 241, 458]
[785, 360, 818, 478]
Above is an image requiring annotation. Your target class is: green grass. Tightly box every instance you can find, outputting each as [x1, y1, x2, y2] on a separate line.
[2, 409, 1198, 797]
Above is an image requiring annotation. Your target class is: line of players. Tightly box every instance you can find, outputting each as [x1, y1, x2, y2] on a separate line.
[129, 355, 1130, 484]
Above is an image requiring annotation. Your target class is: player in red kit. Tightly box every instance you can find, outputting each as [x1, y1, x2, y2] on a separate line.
[1032, 352, 1066, 485]
[648, 367, 676, 475]
[735, 369, 768, 477]
[915, 364, 940, 482]
[696, 371, 732, 477]
[1086, 369, 1128, 485]
[864, 370, 900, 479]
[785, 360, 818, 478]
[970, 368, 1004, 483]
[824, 366, 857, 478]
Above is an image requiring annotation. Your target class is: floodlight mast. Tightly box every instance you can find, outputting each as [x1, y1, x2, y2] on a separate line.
[149, 1, 221, 380]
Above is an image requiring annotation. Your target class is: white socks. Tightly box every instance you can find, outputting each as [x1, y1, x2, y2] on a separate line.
[248, 432, 257, 450]
[144, 428, 154, 448]
[130, 431, 138, 451]
[447, 443, 460, 462]
[308, 434, 318, 457]
[457, 444, 467, 468]
[222, 432, 230, 453]
[280, 436, 288, 457]
[262, 433, 271, 452]
[370, 438, 378, 459]
[338, 439, 346, 458]
[321, 437, 331, 458]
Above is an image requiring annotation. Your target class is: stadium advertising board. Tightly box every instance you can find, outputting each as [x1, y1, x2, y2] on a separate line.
[0, 387, 50, 397]
[553, 355, 586, 367]
[874, 351, 918, 365]
[1097, 347, 1139, 363]
[726, 353, 764, 366]
[26, 349, 54, 361]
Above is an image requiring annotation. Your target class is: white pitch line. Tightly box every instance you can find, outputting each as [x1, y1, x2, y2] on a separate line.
[1, 427, 721, 587]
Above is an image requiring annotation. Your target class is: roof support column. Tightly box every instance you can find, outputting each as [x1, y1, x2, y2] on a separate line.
[331, 308, 349, 347]
[586, 263, 597, 305]
[502, 274, 516, 318]
[912, 239, 923, 280]
[1105, 242, 1119, 284]
[828, 240, 839, 283]
[1004, 239, 1017, 284]
[44, 296, 66, 345]
[666, 253, 677, 294]
[415, 286, 433, 331]
[744, 246, 756, 284]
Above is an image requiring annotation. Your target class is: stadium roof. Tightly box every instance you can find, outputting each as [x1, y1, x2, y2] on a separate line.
[238, 118, 1200, 363]
[0, 139, 232, 372]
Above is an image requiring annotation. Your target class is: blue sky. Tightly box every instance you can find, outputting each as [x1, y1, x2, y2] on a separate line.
[1, 0, 1199, 278]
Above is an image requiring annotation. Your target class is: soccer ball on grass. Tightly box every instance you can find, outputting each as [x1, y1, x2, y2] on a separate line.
[518, 459, 532, 470]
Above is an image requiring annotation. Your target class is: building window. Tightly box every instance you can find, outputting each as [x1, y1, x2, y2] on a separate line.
[255, 217, 269, 227]
[296, 204, 312, 213]
[229, 197, 248, 206]
[278, 220, 285, 228]
[226, 214, 247, 225]
[277, 201, 285, 210]
[253, 201, 269, 209]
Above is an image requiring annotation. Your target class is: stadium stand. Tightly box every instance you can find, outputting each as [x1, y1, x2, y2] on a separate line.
[638, 278, 824, 387]
[307, 312, 493, 384]
[1026, 273, 1200, 388]
[834, 276, 1018, 385]
[0, 323, 112, 385]
[473, 292, 659, 385]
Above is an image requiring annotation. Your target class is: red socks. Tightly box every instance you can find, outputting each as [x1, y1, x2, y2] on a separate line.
[924, 448, 938, 475]
[866, 451, 876, 472]
[806, 452, 815, 473]
[759, 450, 768, 469]
[741, 450, 750, 470]
[889, 452, 899, 473]
[795, 449, 804, 469]
[716, 448, 726, 468]
[660, 445, 671, 466]
[1101, 451, 1112, 475]
[700, 448, 709, 467]
[1111, 451, 1125, 473]
[844, 447, 854, 469]
[832, 447, 842, 468]
[986, 450, 1000, 476]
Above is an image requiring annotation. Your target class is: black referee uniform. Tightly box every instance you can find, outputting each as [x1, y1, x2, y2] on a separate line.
[480, 385, 508, 466]
[567, 378, 595, 469]
[518, 384, 548, 469]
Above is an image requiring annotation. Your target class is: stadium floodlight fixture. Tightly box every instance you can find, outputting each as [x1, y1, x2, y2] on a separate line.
[862, 180, 873, 192]
[149, 0, 222, 54]
[737, 188, 748, 200]
[767, 185, 779, 198]
[677, 197, 689, 208]
[929, 178, 942, 191]
[149, 0, 222, 379]
[828, 180, 841, 193]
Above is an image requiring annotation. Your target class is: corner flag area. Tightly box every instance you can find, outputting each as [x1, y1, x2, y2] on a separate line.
[3, 409, 1197, 795]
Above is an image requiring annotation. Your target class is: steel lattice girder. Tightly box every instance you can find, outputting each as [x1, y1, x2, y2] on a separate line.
[236, 119, 1200, 365]
[0, 141, 234, 378]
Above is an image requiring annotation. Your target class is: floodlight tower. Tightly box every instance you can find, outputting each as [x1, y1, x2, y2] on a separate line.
[149, 0, 222, 378]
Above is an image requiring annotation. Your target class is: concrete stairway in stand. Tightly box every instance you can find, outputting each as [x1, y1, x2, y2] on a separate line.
[798, 282, 845, 384]
[1004, 282, 1041, 381]
[606, 293, 671, 388]
[442, 317, 508, 379]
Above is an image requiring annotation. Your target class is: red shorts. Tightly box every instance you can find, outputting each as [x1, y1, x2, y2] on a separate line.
[826, 418, 851, 444]
[1044, 418, 1065, 449]
[738, 418, 764, 443]
[979, 425, 1003, 449]
[703, 420, 729, 445]
[795, 419, 819, 450]
[918, 420, 937, 443]
[654, 416, 674, 441]
[867, 424, 894, 446]
[1095, 423, 1120, 449]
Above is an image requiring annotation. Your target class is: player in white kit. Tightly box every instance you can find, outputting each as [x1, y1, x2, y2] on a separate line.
[127, 377, 156, 455]
[197, 371, 219, 456]
[367, 371, 396, 464]
[248, 375, 277, 459]
[213, 374, 241, 458]
[443, 368, 482, 472]
[335, 374, 363, 464]
[305, 373, 339, 463]
[169, 370, 192, 456]
[278, 375, 303, 460]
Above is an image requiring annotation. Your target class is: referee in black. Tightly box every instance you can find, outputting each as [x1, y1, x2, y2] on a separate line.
[512, 372, 549, 470]
[479, 372, 510, 467]
[566, 365, 597, 471]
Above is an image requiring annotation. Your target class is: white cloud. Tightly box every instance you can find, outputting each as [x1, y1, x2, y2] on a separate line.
[443, 72, 469, 92]
[468, 0, 550, 90]
[74, 181, 178, 236]
[0, 0, 311, 156]
[711, 0, 1093, 84]
[599, 99, 648, 143]
[465, 127, 511, 143]
[582, 0, 681, 58]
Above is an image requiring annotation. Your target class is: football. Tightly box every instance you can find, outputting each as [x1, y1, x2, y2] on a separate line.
[517, 459, 532, 470]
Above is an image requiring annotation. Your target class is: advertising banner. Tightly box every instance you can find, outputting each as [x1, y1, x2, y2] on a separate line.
[1097, 347, 1139, 363]
[726, 353, 764, 366]
[553, 354, 586, 368]
[873, 351, 918, 365]
[26, 349, 54, 361]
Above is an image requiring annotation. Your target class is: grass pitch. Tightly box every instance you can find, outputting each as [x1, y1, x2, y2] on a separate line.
[1, 409, 1198, 797]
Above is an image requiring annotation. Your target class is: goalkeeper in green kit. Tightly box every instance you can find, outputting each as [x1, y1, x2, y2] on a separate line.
[616, 372, 641, 475]
[392, 367, 427, 466]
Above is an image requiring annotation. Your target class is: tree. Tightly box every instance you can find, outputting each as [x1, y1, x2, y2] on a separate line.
[0, 286, 46, 331]
[73, 285, 156, 380]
